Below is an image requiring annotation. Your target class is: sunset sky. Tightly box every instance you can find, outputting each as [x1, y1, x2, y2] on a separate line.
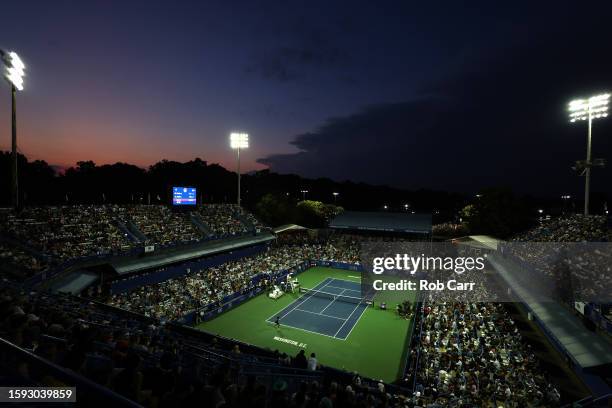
[1, 1, 611, 194]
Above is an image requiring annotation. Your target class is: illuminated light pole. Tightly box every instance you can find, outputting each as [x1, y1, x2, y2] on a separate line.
[300, 190, 308, 200]
[332, 192, 339, 204]
[568, 93, 609, 215]
[230, 132, 249, 206]
[1, 50, 25, 210]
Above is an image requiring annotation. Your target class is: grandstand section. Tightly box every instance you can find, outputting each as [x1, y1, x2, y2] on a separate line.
[1, 209, 611, 407]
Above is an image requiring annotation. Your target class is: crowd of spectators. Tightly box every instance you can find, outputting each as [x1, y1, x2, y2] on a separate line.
[0, 280, 421, 408]
[0, 242, 48, 278]
[124, 205, 202, 246]
[511, 214, 609, 242]
[2, 209, 595, 407]
[0, 204, 268, 267]
[236, 206, 268, 233]
[0, 205, 132, 262]
[107, 242, 360, 320]
[416, 299, 560, 407]
[431, 223, 468, 238]
[501, 215, 611, 303]
[408, 228, 578, 406]
[196, 204, 253, 237]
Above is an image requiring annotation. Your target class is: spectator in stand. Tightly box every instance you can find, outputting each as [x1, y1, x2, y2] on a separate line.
[307, 352, 318, 371]
[294, 350, 308, 370]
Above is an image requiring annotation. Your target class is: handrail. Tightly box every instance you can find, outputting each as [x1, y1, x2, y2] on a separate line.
[412, 301, 426, 392]
[561, 393, 611, 408]
[0, 337, 143, 407]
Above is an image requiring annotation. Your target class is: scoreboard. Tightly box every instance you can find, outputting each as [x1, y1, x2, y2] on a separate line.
[172, 187, 197, 206]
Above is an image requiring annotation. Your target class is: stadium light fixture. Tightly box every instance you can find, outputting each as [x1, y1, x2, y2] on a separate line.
[230, 132, 249, 206]
[2, 51, 25, 91]
[568, 93, 609, 215]
[230, 132, 249, 149]
[1, 49, 26, 210]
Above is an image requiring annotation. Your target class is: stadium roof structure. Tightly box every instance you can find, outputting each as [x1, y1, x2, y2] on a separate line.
[329, 211, 432, 234]
[451, 235, 499, 250]
[111, 232, 275, 275]
[489, 254, 612, 372]
[273, 224, 307, 234]
[50, 270, 98, 295]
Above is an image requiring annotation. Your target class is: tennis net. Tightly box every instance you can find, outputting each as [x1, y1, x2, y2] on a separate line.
[299, 287, 372, 305]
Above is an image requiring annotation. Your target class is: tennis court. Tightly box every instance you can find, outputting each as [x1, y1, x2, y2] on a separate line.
[198, 267, 415, 382]
[266, 278, 369, 340]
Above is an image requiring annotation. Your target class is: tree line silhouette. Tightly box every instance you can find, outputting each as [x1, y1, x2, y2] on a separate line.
[1, 151, 567, 236]
[0, 151, 464, 212]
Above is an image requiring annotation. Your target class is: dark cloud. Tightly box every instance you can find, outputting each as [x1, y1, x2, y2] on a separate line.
[259, 7, 612, 195]
[245, 24, 350, 82]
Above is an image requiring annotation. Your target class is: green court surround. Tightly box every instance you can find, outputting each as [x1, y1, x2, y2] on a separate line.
[197, 267, 416, 382]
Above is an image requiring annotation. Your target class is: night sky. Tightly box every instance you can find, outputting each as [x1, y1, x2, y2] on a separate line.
[0, 1, 611, 195]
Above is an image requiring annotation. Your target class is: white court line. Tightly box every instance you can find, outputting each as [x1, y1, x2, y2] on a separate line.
[340, 301, 370, 340]
[319, 288, 346, 314]
[293, 308, 347, 321]
[325, 280, 362, 296]
[266, 277, 366, 341]
[330, 278, 371, 339]
[333, 297, 366, 338]
[323, 284, 356, 291]
[272, 322, 345, 341]
[321, 285, 362, 297]
[327, 278, 361, 288]
[265, 278, 332, 323]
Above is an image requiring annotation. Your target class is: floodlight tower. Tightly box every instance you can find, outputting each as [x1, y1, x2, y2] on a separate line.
[568, 93, 609, 215]
[1, 50, 25, 210]
[230, 132, 249, 206]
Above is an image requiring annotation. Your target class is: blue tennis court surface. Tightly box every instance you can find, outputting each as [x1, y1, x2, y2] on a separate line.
[267, 278, 369, 340]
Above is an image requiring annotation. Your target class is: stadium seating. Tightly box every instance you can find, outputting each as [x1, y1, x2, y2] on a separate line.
[1, 212, 610, 407]
[0, 281, 413, 407]
[0, 205, 269, 269]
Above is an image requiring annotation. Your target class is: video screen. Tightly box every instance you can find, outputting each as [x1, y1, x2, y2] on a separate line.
[172, 187, 197, 206]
